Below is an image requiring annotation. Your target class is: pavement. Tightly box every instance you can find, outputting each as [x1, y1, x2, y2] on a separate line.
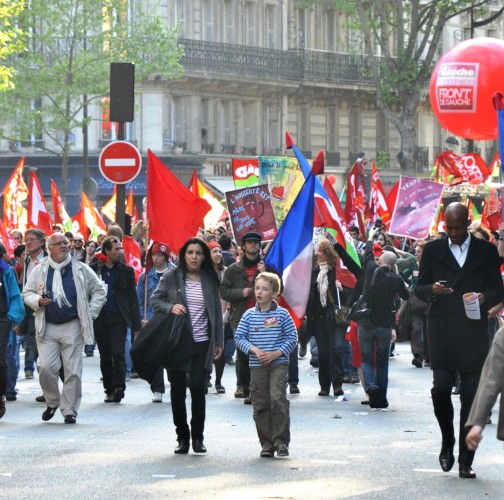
[1, 341, 503, 499]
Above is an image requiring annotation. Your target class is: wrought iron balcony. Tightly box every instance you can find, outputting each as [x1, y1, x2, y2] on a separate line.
[179, 39, 375, 85]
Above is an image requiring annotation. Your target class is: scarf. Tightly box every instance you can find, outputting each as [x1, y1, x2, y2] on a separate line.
[317, 262, 330, 308]
[47, 253, 72, 308]
[243, 253, 261, 268]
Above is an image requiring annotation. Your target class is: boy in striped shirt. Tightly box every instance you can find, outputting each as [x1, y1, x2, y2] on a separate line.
[235, 272, 297, 458]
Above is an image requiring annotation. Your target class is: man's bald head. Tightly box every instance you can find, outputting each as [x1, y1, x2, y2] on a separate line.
[379, 251, 397, 269]
[445, 202, 469, 245]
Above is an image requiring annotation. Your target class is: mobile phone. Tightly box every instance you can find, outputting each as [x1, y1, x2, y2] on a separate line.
[438, 280, 448, 287]
[41, 290, 51, 299]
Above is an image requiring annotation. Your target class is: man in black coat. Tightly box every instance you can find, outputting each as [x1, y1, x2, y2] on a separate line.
[92, 237, 142, 403]
[415, 202, 503, 479]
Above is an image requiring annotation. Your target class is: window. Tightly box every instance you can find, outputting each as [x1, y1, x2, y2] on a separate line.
[327, 10, 338, 52]
[349, 108, 361, 157]
[265, 4, 277, 48]
[328, 107, 338, 151]
[376, 110, 388, 155]
[203, 0, 214, 41]
[224, 0, 235, 43]
[245, 2, 256, 46]
[264, 103, 279, 153]
[220, 101, 235, 147]
[173, 96, 186, 143]
[298, 8, 307, 48]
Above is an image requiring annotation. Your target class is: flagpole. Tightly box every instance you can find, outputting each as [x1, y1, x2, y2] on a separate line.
[143, 224, 149, 323]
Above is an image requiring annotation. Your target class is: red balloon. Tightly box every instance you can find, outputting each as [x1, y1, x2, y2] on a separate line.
[429, 37, 504, 141]
[327, 175, 337, 185]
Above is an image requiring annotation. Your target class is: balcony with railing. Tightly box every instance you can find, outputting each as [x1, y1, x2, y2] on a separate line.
[179, 39, 376, 85]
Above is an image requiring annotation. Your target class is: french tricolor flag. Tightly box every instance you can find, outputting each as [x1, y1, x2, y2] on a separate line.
[265, 135, 315, 328]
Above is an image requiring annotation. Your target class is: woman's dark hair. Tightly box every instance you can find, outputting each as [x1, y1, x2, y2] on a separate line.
[0, 243, 7, 258]
[85, 240, 97, 250]
[178, 237, 219, 284]
[14, 244, 25, 258]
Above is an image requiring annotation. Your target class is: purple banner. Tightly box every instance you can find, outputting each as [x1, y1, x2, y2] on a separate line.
[389, 176, 445, 239]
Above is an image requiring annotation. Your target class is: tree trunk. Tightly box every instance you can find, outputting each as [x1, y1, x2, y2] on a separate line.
[397, 117, 417, 174]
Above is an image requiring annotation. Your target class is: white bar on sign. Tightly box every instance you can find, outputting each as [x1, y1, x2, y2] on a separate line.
[104, 159, 136, 167]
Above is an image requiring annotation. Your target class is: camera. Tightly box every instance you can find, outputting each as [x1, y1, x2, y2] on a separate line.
[41, 290, 51, 299]
[374, 218, 382, 230]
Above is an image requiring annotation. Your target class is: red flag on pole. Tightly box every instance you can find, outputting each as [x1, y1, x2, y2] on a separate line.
[147, 150, 211, 252]
[1, 157, 29, 232]
[27, 172, 53, 235]
[51, 179, 71, 227]
[122, 234, 143, 283]
[370, 161, 391, 224]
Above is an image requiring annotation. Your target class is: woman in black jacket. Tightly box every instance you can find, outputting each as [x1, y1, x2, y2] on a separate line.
[305, 240, 352, 397]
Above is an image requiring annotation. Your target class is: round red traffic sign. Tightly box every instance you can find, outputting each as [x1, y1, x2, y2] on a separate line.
[98, 141, 142, 184]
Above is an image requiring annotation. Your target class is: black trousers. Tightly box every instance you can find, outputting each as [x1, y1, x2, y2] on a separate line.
[94, 313, 128, 393]
[0, 317, 11, 396]
[168, 341, 209, 442]
[431, 369, 480, 466]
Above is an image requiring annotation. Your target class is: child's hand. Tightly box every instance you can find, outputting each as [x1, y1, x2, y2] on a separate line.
[258, 350, 281, 366]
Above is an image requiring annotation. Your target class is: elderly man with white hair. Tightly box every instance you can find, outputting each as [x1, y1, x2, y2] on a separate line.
[359, 239, 410, 409]
[22, 232, 106, 424]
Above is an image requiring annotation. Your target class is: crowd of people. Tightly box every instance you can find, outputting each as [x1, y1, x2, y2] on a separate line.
[1, 202, 504, 472]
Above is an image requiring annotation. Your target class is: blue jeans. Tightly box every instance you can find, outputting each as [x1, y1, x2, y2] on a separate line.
[6, 330, 19, 398]
[358, 324, 392, 406]
[125, 328, 132, 375]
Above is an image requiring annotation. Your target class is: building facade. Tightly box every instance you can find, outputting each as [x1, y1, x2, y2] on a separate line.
[1, 0, 503, 213]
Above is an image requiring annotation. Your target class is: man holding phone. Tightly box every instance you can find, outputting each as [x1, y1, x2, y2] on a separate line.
[415, 202, 503, 479]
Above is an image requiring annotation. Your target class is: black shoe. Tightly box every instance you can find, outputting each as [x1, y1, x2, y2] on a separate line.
[309, 358, 319, 367]
[244, 397, 252, 405]
[343, 374, 352, 383]
[112, 388, 125, 403]
[439, 440, 455, 472]
[260, 447, 274, 458]
[104, 393, 114, 403]
[298, 345, 307, 358]
[333, 386, 344, 397]
[367, 387, 379, 408]
[35, 395, 46, 403]
[64, 415, 76, 424]
[276, 443, 289, 457]
[42, 406, 57, 421]
[318, 389, 329, 396]
[174, 439, 190, 454]
[289, 384, 300, 395]
[459, 465, 476, 479]
[215, 384, 226, 394]
[225, 357, 235, 365]
[192, 439, 207, 453]
[0, 396, 5, 419]
[6, 395, 17, 402]
[412, 357, 423, 368]
[234, 386, 245, 398]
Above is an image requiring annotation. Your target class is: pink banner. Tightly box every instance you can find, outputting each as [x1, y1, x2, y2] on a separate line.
[389, 176, 445, 239]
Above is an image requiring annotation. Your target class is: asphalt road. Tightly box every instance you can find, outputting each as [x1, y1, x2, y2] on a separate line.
[1, 341, 503, 499]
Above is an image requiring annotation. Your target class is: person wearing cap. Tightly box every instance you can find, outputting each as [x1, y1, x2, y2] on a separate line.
[136, 242, 175, 403]
[359, 227, 410, 409]
[220, 231, 266, 402]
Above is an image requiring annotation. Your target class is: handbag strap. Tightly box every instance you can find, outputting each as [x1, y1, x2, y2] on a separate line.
[362, 267, 380, 306]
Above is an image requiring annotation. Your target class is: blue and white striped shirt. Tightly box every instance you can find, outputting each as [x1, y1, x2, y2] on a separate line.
[235, 301, 297, 368]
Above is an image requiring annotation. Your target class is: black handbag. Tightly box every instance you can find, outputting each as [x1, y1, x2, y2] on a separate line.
[130, 311, 185, 383]
[332, 287, 351, 326]
[130, 277, 186, 383]
[348, 267, 379, 324]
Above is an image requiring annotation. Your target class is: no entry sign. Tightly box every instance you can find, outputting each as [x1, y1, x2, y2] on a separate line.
[99, 141, 142, 184]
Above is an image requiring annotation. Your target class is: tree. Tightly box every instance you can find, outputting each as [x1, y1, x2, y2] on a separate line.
[299, 0, 496, 173]
[0, 0, 183, 200]
[0, 0, 27, 91]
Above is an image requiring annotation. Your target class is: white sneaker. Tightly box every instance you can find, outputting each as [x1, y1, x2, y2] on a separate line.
[152, 392, 163, 403]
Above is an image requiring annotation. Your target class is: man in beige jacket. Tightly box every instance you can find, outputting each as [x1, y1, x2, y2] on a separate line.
[466, 326, 504, 451]
[22, 233, 106, 424]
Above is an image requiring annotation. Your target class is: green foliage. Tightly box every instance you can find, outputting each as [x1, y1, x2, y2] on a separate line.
[0, 0, 183, 149]
[376, 150, 389, 170]
[0, 0, 27, 91]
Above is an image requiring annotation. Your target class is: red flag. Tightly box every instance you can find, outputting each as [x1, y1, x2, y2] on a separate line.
[189, 169, 199, 196]
[51, 179, 71, 227]
[71, 208, 87, 237]
[482, 201, 501, 232]
[1, 157, 29, 232]
[80, 192, 107, 239]
[123, 234, 143, 283]
[27, 172, 53, 235]
[147, 150, 211, 252]
[437, 152, 491, 185]
[344, 161, 366, 237]
[370, 161, 391, 224]
[0, 223, 17, 257]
